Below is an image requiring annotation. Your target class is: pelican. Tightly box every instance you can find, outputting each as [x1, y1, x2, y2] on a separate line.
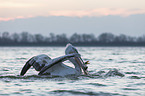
[20, 44, 88, 77]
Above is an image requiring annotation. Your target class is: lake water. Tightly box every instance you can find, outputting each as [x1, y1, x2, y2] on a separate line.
[0, 46, 145, 96]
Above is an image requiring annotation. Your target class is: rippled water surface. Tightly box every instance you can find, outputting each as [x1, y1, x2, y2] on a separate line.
[0, 46, 145, 96]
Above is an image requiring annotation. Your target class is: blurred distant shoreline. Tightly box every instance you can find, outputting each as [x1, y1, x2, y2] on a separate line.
[0, 32, 145, 47]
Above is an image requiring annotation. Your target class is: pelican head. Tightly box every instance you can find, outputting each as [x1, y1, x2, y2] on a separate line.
[65, 43, 88, 75]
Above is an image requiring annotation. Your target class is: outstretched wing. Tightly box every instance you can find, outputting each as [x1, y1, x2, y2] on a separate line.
[38, 53, 80, 75]
[20, 54, 50, 76]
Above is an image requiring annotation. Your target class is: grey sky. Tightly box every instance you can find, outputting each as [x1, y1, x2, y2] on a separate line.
[0, 15, 144, 37]
[0, 0, 145, 36]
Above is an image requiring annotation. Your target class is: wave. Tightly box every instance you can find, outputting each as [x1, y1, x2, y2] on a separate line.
[0, 75, 60, 79]
[125, 72, 140, 75]
[1, 69, 144, 80]
[87, 83, 107, 87]
[50, 90, 121, 96]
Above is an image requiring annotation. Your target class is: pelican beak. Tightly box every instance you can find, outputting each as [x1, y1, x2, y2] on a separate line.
[74, 57, 88, 75]
[65, 43, 88, 75]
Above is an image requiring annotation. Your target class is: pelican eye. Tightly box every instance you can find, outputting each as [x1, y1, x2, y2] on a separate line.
[69, 52, 74, 54]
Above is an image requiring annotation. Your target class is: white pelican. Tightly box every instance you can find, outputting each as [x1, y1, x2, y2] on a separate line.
[20, 44, 88, 77]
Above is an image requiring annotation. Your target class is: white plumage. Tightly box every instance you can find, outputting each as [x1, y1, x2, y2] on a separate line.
[20, 44, 88, 77]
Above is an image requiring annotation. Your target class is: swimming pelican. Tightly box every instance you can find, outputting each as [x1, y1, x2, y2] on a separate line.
[20, 44, 88, 77]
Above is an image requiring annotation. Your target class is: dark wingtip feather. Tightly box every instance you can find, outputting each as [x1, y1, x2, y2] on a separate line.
[20, 63, 31, 76]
